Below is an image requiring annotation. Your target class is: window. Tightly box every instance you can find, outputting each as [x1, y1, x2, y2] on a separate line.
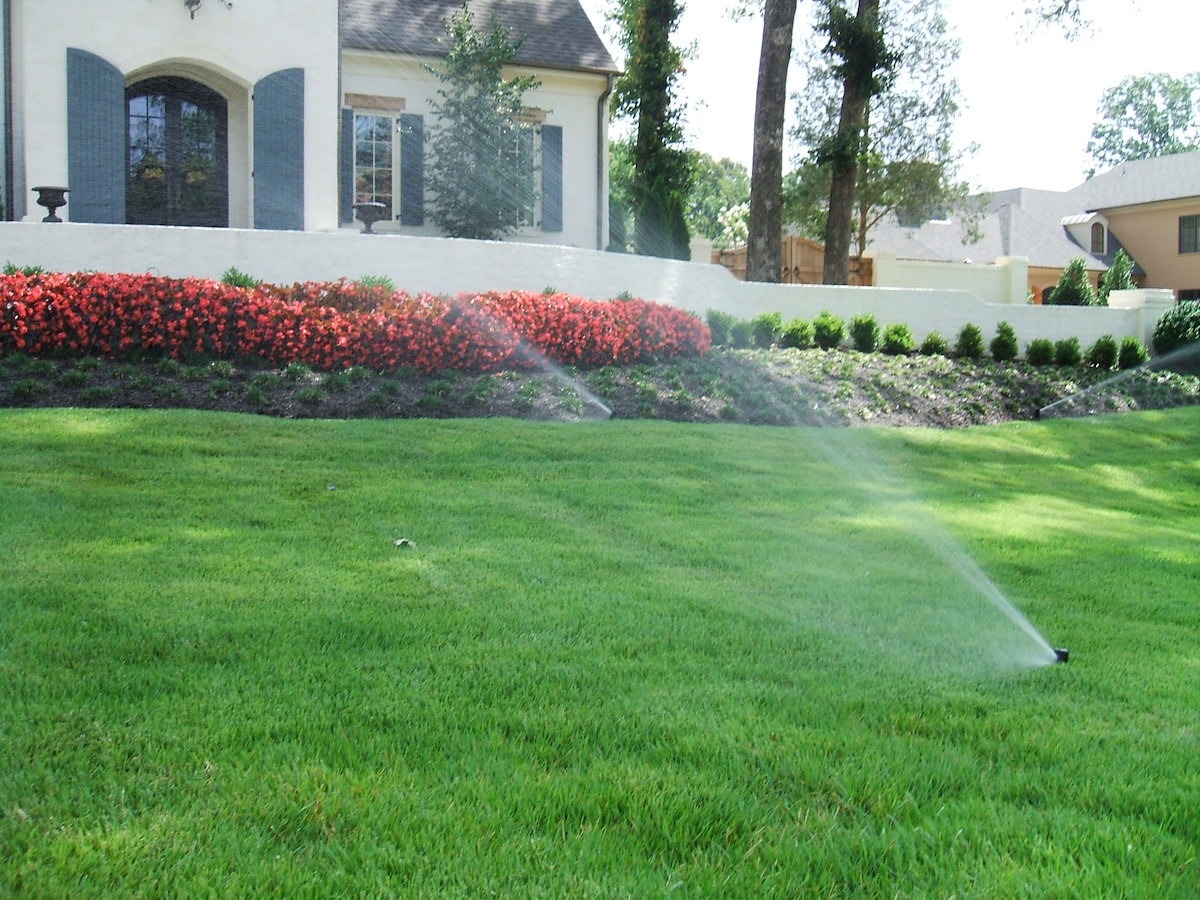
[1181, 215, 1200, 254]
[508, 125, 541, 228]
[1090, 221, 1105, 255]
[354, 112, 398, 220]
[1180, 289, 1200, 301]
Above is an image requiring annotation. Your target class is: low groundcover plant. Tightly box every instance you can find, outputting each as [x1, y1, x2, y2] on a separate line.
[0, 271, 711, 374]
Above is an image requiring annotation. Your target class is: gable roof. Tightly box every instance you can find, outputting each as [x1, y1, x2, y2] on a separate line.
[340, 0, 620, 75]
[1069, 150, 1200, 211]
[867, 153, 1200, 271]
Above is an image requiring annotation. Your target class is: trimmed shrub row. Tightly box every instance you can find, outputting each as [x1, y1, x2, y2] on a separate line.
[706, 308, 1155, 371]
[0, 272, 711, 373]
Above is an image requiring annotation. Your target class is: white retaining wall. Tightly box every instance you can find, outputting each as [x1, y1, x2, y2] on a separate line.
[0, 222, 1175, 350]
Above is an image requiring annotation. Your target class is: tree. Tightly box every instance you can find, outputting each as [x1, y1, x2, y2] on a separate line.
[685, 151, 750, 241]
[1047, 258, 1098, 307]
[1097, 248, 1136, 306]
[611, 0, 693, 260]
[815, 0, 898, 284]
[745, 0, 799, 282]
[425, 4, 540, 240]
[1085, 73, 1200, 177]
[788, 0, 979, 261]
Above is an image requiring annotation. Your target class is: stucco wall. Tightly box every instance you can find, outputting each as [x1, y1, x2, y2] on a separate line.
[341, 52, 611, 250]
[1106, 200, 1200, 294]
[0, 222, 1175, 351]
[869, 251, 1029, 304]
[8, 0, 340, 227]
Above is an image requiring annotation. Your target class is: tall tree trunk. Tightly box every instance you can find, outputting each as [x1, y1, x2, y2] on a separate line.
[746, 0, 798, 283]
[823, 0, 879, 285]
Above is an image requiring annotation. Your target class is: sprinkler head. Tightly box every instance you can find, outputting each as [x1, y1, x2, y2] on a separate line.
[1054, 648, 1070, 664]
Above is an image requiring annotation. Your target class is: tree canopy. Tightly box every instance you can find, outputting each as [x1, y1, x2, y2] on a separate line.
[1085, 72, 1200, 176]
[788, 0, 977, 263]
[610, 0, 693, 259]
[425, 5, 540, 240]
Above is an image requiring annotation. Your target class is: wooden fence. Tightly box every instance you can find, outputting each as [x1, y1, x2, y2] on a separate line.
[712, 236, 873, 286]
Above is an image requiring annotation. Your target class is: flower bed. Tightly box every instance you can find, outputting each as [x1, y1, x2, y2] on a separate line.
[0, 272, 710, 373]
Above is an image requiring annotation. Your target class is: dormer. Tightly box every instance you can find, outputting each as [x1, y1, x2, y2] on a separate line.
[1061, 212, 1110, 257]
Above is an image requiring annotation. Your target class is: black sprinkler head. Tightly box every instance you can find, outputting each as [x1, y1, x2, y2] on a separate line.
[1054, 648, 1070, 664]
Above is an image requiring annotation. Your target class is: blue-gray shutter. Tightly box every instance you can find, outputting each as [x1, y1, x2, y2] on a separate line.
[339, 107, 354, 224]
[399, 113, 424, 226]
[253, 68, 305, 230]
[541, 124, 563, 233]
[66, 48, 125, 224]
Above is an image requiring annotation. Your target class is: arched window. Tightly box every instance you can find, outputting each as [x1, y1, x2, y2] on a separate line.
[1090, 221, 1106, 255]
[127, 77, 228, 226]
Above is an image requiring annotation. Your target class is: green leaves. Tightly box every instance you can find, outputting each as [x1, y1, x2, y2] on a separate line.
[425, 4, 541, 240]
[1085, 72, 1200, 176]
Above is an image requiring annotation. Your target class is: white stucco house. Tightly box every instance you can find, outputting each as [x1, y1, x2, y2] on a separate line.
[0, 0, 619, 248]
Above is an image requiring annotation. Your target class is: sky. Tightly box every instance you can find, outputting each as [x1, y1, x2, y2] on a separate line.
[577, 0, 1198, 194]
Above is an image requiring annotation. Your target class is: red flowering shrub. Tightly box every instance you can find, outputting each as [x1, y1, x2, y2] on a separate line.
[0, 272, 710, 373]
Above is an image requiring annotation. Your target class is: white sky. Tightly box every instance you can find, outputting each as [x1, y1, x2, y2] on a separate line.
[577, 0, 1198, 193]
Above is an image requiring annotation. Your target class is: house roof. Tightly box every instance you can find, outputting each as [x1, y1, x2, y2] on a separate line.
[1069, 150, 1200, 211]
[867, 152, 1200, 271]
[339, 0, 620, 75]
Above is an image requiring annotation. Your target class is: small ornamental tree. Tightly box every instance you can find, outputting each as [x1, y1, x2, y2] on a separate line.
[1047, 258, 1098, 307]
[426, 5, 540, 240]
[1097, 249, 1136, 306]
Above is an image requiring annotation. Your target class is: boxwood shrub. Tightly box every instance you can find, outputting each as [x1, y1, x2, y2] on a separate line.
[1054, 336, 1082, 367]
[849, 313, 880, 353]
[954, 323, 986, 360]
[1025, 338, 1055, 366]
[880, 323, 915, 356]
[813, 311, 846, 350]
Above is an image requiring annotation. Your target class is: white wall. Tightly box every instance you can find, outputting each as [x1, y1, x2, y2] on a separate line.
[0, 222, 1174, 350]
[8, 0, 339, 227]
[869, 251, 1030, 305]
[341, 51, 611, 249]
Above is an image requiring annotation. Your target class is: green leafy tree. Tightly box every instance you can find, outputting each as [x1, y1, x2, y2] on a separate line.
[1097, 248, 1136, 305]
[425, 4, 541, 240]
[686, 152, 751, 241]
[1086, 73, 1200, 176]
[816, 0, 898, 284]
[789, 0, 978, 261]
[1047, 258, 1098, 307]
[611, 0, 693, 260]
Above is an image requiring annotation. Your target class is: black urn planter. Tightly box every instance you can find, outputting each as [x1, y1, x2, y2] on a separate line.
[353, 202, 387, 234]
[32, 186, 69, 223]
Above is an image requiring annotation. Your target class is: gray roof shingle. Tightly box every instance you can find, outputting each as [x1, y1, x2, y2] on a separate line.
[339, 0, 620, 74]
[1068, 150, 1200, 211]
[867, 153, 1200, 270]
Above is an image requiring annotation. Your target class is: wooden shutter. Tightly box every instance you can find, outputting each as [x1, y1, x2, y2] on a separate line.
[253, 68, 305, 230]
[541, 125, 563, 233]
[66, 48, 125, 224]
[399, 113, 424, 227]
[339, 107, 354, 225]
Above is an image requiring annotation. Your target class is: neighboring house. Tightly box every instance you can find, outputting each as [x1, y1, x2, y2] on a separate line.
[867, 151, 1200, 301]
[0, 0, 619, 249]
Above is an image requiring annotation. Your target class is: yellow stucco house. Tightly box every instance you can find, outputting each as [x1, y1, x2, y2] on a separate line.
[868, 151, 1200, 302]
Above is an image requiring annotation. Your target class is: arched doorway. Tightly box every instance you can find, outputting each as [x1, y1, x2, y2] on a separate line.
[126, 77, 228, 226]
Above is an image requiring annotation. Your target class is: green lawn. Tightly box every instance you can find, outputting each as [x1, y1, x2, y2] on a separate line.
[2, 408, 1197, 896]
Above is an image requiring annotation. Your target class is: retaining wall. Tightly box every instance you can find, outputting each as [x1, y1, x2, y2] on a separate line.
[0, 222, 1175, 349]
